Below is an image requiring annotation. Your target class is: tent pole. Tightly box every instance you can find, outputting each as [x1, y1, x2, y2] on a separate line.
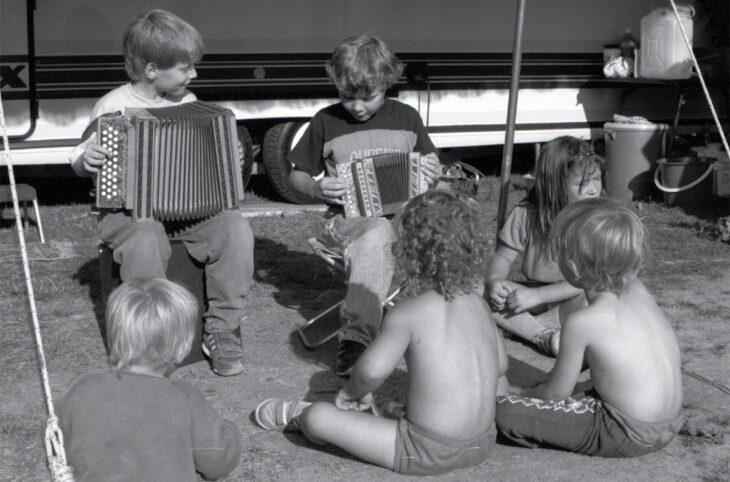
[496, 0, 527, 235]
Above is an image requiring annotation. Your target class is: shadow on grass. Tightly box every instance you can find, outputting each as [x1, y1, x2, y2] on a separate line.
[255, 236, 346, 318]
[73, 255, 107, 346]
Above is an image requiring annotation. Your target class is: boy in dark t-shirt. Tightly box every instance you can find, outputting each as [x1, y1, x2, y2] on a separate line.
[288, 34, 442, 376]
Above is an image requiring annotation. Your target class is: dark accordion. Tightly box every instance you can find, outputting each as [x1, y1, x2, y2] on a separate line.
[94, 101, 244, 221]
[337, 152, 429, 218]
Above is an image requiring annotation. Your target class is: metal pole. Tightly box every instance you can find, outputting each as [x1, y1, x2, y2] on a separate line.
[496, 0, 527, 235]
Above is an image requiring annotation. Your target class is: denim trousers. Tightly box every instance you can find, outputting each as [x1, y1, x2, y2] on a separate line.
[99, 210, 254, 333]
[322, 215, 396, 346]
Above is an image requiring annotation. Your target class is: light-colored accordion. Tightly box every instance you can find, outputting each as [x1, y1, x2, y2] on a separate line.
[94, 101, 243, 221]
[336, 152, 429, 218]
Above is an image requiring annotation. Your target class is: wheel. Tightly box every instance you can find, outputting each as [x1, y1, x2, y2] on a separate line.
[237, 125, 254, 188]
[262, 121, 318, 204]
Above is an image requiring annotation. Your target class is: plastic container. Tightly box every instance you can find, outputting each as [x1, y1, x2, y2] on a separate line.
[654, 156, 714, 211]
[604, 122, 668, 201]
[640, 5, 694, 79]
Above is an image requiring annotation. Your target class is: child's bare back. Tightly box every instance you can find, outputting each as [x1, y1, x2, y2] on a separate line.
[254, 190, 501, 475]
[395, 289, 506, 439]
[496, 198, 684, 458]
[573, 279, 682, 422]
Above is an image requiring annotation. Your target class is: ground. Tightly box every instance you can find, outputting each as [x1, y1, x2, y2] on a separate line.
[0, 175, 729, 481]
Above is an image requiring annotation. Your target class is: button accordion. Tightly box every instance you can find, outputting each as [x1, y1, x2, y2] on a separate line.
[336, 152, 429, 218]
[93, 101, 244, 221]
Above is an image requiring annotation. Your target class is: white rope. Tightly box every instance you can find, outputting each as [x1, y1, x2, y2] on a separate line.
[669, 0, 730, 155]
[0, 92, 74, 481]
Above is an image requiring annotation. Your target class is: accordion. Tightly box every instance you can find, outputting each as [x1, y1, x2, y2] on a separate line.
[337, 152, 429, 218]
[94, 101, 244, 222]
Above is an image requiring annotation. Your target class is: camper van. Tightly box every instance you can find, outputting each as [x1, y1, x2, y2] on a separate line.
[1, 0, 726, 202]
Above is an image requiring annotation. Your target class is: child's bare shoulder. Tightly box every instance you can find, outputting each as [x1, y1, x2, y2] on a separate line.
[390, 290, 434, 315]
[562, 303, 611, 341]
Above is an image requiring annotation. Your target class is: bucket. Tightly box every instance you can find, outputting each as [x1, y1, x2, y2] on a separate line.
[640, 5, 694, 79]
[604, 122, 668, 202]
[654, 156, 714, 211]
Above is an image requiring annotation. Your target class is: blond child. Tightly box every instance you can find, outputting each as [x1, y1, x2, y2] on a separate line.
[496, 198, 683, 457]
[254, 191, 507, 476]
[69, 9, 253, 376]
[287, 33, 442, 376]
[486, 136, 603, 356]
[57, 279, 241, 480]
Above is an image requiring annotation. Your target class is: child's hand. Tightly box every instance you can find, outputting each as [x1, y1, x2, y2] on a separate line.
[313, 176, 348, 205]
[237, 140, 245, 165]
[421, 153, 442, 186]
[335, 388, 374, 412]
[487, 279, 514, 310]
[506, 286, 542, 314]
[78, 133, 110, 176]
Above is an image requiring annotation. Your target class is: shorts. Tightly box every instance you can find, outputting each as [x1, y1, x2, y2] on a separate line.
[496, 394, 683, 458]
[393, 417, 495, 476]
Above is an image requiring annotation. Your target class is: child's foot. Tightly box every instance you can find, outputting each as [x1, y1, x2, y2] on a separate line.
[255, 398, 311, 431]
[202, 330, 245, 376]
[336, 340, 366, 378]
[533, 329, 560, 357]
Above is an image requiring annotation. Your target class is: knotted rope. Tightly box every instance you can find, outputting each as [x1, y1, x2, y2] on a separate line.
[0, 91, 74, 481]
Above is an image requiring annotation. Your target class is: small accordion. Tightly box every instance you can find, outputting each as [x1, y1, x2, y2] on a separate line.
[336, 152, 429, 218]
[94, 101, 243, 221]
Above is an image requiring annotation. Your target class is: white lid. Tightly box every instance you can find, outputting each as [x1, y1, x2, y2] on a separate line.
[603, 122, 669, 131]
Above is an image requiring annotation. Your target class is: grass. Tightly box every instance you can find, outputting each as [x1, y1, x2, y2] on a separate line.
[1, 173, 730, 481]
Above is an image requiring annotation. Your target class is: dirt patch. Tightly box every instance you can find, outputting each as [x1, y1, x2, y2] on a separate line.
[1, 181, 729, 481]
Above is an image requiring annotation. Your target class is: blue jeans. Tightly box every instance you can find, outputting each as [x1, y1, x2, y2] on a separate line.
[322, 215, 396, 346]
[99, 210, 254, 333]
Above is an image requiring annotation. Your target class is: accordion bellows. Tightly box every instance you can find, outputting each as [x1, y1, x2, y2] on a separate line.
[95, 101, 243, 221]
[337, 152, 429, 218]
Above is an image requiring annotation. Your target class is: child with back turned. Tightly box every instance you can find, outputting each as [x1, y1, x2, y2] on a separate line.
[69, 9, 254, 377]
[57, 279, 241, 481]
[254, 191, 508, 476]
[486, 136, 603, 356]
[496, 198, 683, 457]
[287, 33, 442, 376]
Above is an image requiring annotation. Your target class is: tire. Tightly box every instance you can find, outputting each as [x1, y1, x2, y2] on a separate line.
[262, 121, 318, 204]
[237, 125, 254, 188]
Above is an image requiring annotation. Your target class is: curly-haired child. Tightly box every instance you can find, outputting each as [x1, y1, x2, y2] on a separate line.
[486, 136, 603, 356]
[496, 198, 683, 457]
[254, 190, 507, 476]
[58, 279, 241, 480]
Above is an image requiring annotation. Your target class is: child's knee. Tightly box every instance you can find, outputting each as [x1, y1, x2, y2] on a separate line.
[367, 217, 395, 242]
[350, 219, 395, 259]
[299, 402, 334, 444]
[219, 212, 253, 244]
[127, 221, 169, 253]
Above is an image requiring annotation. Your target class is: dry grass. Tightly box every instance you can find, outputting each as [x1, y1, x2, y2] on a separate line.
[1, 175, 729, 481]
